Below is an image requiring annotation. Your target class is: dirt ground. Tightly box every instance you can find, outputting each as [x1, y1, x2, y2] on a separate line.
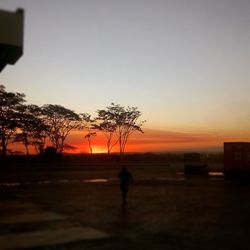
[1, 157, 250, 250]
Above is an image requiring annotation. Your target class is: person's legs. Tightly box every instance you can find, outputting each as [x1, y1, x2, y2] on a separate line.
[121, 186, 128, 203]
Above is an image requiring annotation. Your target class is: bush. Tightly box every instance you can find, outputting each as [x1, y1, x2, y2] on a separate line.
[44, 146, 62, 161]
[45, 146, 57, 156]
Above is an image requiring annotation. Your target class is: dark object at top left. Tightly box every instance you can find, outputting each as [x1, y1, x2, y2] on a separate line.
[0, 8, 24, 72]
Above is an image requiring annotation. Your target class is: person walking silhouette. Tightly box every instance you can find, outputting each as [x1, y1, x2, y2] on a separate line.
[118, 166, 133, 204]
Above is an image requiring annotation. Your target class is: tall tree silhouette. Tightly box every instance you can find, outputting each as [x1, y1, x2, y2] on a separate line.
[96, 103, 145, 155]
[42, 104, 82, 154]
[0, 85, 26, 156]
[14, 105, 48, 155]
[80, 113, 96, 154]
[94, 111, 118, 154]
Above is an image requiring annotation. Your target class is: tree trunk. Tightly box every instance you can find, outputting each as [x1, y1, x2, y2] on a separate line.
[88, 137, 93, 154]
[2, 141, 7, 156]
[1, 134, 7, 156]
[25, 143, 29, 155]
[107, 138, 111, 155]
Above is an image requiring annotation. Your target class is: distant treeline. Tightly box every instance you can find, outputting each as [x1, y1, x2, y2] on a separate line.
[0, 85, 145, 156]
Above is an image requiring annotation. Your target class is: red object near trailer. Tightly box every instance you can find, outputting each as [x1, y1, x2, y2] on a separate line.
[224, 142, 250, 179]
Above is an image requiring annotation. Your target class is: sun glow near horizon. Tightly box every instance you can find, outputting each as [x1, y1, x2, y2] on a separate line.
[8, 127, 250, 155]
[60, 128, 250, 154]
[91, 146, 107, 154]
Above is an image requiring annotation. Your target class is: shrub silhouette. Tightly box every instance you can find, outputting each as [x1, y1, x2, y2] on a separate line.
[44, 146, 61, 160]
[45, 146, 56, 155]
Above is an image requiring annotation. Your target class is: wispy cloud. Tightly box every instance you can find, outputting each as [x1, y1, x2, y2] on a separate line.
[129, 128, 221, 144]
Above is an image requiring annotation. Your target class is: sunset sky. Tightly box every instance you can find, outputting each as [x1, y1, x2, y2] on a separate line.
[1, 0, 250, 153]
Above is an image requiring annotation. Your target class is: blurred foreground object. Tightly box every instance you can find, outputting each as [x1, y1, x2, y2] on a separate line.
[224, 142, 250, 180]
[0, 8, 24, 72]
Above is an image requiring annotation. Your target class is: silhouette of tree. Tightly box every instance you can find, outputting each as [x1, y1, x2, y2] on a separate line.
[85, 130, 96, 154]
[80, 113, 96, 154]
[14, 132, 30, 155]
[96, 103, 145, 155]
[42, 104, 82, 154]
[0, 85, 26, 156]
[94, 111, 118, 154]
[26, 105, 48, 154]
[14, 105, 48, 155]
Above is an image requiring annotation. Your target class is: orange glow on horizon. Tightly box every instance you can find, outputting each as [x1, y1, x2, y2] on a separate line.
[63, 128, 250, 153]
[7, 128, 250, 154]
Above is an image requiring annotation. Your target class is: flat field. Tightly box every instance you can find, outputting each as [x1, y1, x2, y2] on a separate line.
[1, 155, 250, 250]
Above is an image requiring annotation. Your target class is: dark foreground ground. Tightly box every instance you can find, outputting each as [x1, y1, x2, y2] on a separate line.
[1, 155, 250, 250]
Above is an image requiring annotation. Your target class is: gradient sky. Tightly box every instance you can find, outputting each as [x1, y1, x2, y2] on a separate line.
[1, 0, 250, 152]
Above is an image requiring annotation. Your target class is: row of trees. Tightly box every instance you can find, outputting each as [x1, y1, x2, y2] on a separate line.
[0, 85, 145, 156]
